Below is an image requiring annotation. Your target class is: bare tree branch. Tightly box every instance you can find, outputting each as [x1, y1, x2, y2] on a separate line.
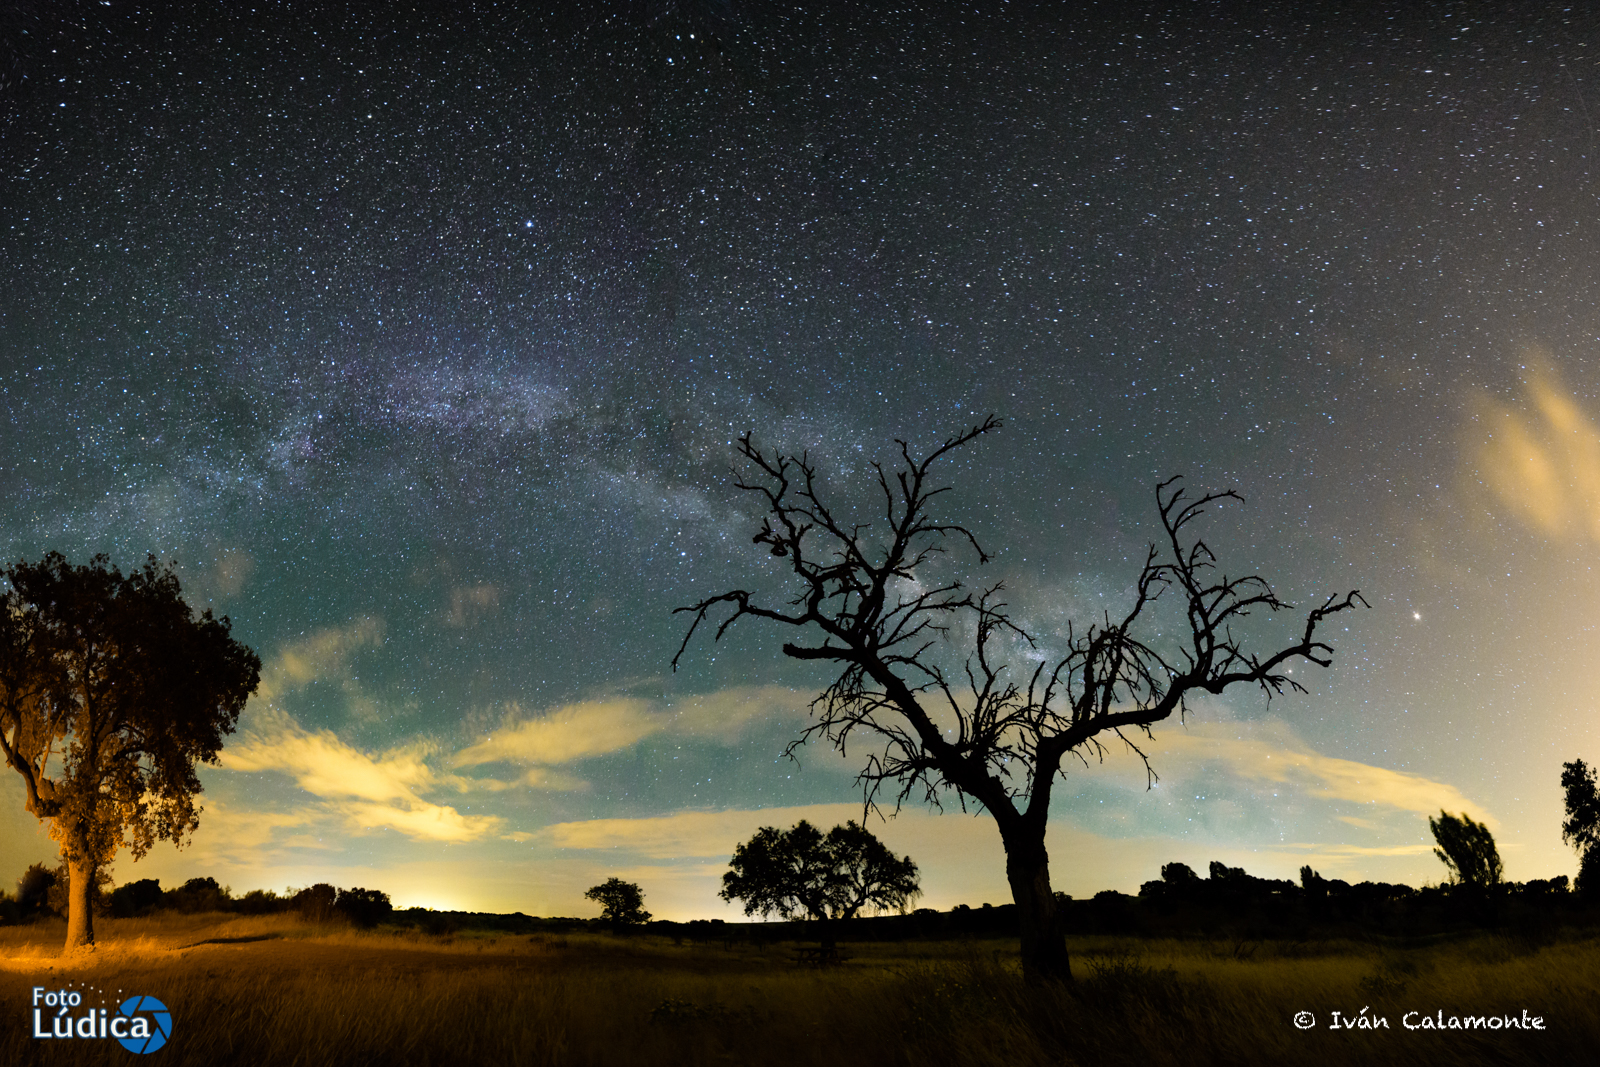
[671, 420, 1365, 983]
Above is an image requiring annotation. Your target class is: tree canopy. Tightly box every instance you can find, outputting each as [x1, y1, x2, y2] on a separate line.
[0, 553, 260, 949]
[720, 820, 920, 930]
[1561, 758, 1600, 896]
[585, 877, 652, 926]
[1429, 810, 1503, 887]
[674, 419, 1362, 982]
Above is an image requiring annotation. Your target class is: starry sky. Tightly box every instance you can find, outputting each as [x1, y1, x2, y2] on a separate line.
[3, 1, 1600, 919]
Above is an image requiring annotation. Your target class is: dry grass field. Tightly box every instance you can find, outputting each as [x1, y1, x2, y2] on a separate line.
[2, 914, 1596, 1066]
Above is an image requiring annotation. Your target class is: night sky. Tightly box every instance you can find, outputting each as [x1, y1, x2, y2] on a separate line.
[4, 1, 1599, 918]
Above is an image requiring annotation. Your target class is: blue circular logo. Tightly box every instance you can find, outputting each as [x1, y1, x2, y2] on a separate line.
[115, 996, 172, 1054]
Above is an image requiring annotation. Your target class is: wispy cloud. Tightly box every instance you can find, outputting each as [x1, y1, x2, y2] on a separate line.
[451, 685, 809, 777]
[169, 800, 335, 865]
[1471, 357, 1600, 543]
[253, 617, 385, 707]
[1150, 719, 1494, 825]
[223, 715, 436, 804]
[666, 685, 813, 741]
[219, 710, 500, 843]
[337, 800, 501, 842]
[452, 698, 663, 768]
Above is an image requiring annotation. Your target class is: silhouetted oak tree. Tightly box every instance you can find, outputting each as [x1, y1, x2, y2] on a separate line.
[1561, 758, 1600, 896]
[585, 877, 652, 927]
[674, 418, 1363, 982]
[0, 554, 260, 949]
[720, 819, 919, 950]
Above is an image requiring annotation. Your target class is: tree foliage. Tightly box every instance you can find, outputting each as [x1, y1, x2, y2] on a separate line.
[585, 877, 652, 926]
[0, 553, 261, 948]
[673, 419, 1362, 982]
[1561, 758, 1600, 896]
[165, 875, 230, 914]
[16, 862, 55, 915]
[1429, 810, 1503, 887]
[293, 883, 339, 923]
[720, 819, 920, 925]
[336, 887, 394, 928]
[107, 878, 165, 918]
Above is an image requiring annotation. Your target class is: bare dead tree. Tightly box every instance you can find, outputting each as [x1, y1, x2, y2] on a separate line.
[673, 417, 1365, 983]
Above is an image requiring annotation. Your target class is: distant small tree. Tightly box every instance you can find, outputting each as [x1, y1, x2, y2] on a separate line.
[234, 888, 287, 916]
[585, 877, 651, 928]
[720, 820, 920, 950]
[1162, 862, 1200, 885]
[108, 878, 164, 918]
[1561, 758, 1600, 898]
[1140, 861, 1201, 902]
[165, 876, 230, 914]
[1208, 861, 1247, 883]
[336, 887, 393, 928]
[16, 862, 55, 916]
[293, 883, 339, 923]
[1429, 810, 1503, 887]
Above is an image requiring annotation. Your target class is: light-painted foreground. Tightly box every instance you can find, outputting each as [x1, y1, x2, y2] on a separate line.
[2, 914, 1595, 1066]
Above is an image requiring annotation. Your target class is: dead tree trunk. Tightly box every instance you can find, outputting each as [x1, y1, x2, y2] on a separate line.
[1003, 829, 1070, 983]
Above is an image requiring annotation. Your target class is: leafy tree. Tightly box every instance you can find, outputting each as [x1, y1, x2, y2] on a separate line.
[674, 419, 1363, 982]
[234, 888, 287, 916]
[293, 883, 339, 923]
[1140, 861, 1202, 902]
[1209, 861, 1247, 883]
[1561, 758, 1600, 897]
[108, 878, 165, 918]
[16, 862, 55, 915]
[166, 875, 231, 914]
[1429, 810, 1503, 887]
[1162, 862, 1200, 885]
[0, 553, 261, 949]
[336, 887, 393, 928]
[585, 877, 652, 927]
[1299, 865, 1330, 897]
[720, 820, 920, 949]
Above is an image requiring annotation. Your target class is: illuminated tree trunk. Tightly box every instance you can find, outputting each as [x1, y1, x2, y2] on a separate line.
[64, 856, 95, 949]
[1004, 830, 1070, 984]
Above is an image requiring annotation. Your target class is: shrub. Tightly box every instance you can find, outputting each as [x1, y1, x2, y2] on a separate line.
[166, 876, 232, 913]
[293, 884, 340, 923]
[235, 888, 289, 915]
[336, 887, 393, 928]
[16, 863, 55, 916]
[108, 878, 165, 918]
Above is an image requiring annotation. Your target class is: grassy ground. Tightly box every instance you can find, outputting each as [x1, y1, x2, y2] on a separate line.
[1, 915, 1595, 1065]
